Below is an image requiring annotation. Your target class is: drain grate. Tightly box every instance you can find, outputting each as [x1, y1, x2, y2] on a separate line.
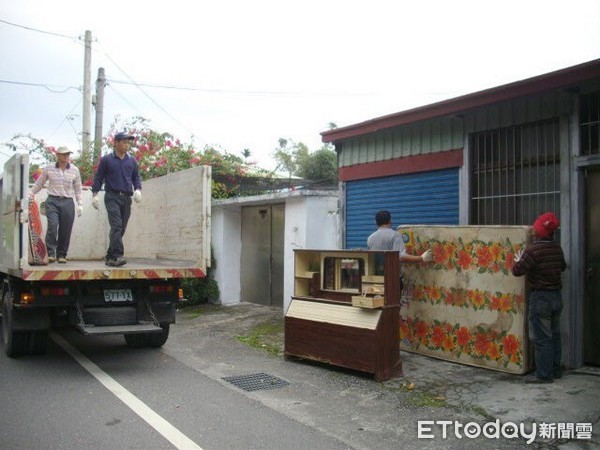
[222, 372, 289, 392]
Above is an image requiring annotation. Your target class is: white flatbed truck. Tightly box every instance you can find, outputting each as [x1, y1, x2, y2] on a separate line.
[0, 153, 211, 356]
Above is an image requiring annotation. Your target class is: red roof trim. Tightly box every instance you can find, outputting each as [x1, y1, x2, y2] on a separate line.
[339, 149, 463, 181]
[322, 59, 600, 143]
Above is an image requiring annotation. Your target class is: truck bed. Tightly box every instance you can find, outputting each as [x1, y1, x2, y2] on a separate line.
[14, 257, 206, 281]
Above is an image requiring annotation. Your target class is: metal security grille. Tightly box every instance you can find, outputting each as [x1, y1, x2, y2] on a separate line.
[470, 119, 560, 226]
[222, 373, 289, 391]
[581, 91, 600, 156]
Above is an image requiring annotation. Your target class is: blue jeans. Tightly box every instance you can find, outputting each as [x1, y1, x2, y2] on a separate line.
[528, 290, 562, 379]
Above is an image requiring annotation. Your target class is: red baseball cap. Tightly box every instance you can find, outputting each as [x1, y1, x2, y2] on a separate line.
[533, 212, 559, 238]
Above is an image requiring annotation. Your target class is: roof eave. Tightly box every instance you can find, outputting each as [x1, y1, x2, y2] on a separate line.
[321, 59, 600, 143]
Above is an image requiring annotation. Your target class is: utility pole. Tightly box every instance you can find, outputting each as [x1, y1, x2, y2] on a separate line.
[93, 67, 106, 161]
[82, 30, 92, 153]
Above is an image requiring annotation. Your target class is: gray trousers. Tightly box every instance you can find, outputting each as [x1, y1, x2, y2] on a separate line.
[45, 195, 75, 258]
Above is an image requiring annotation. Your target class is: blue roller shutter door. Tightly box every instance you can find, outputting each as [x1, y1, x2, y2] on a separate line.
[345, 168, 459, 249]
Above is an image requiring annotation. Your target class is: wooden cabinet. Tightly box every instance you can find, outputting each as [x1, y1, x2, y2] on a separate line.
[285, 249, 403, 381]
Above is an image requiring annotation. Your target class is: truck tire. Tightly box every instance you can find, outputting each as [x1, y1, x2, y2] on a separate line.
[29, 331, 48, 355]
[147, 324, 170, 348]
[2, 290, 28, 357]
[124, 333, 149, 348]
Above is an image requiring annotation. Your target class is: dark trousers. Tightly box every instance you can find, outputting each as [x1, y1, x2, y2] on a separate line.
[529, 289, 563, 379]
[104, 191, 132, 260]
[45, 195, 75, 258]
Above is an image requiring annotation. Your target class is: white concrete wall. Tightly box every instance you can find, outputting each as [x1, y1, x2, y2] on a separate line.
[211, 205, 242, 305]
[283, 195, 339, 312]
[211, 191, 340, 311]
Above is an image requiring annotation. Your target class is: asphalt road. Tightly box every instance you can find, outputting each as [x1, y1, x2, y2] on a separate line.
[0, 325, 349, 450]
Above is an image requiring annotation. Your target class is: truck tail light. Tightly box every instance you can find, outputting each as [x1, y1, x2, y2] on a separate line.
[40, 287, 70, 296]
[20, 293, 35, 304]
[149, 285, 174, 294]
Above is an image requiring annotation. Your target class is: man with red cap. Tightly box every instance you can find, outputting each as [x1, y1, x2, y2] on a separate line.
[512, 212, 567, 383]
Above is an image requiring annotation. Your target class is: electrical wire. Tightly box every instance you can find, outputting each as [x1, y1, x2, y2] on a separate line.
[0, 79, 80, 93]
[0, 18, 80, 41]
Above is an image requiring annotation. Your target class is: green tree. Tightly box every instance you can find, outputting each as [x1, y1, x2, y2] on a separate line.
[272, 137, 338, 187]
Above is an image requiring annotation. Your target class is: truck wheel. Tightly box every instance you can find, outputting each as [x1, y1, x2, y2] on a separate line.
[147, 324, 170, 348]
[124, 333, 149, 348]
[2, 291, 28, 357]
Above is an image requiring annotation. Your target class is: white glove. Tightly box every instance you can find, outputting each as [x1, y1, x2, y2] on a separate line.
[92, 195, 99, 210]
[514, 249, 524, 263]
[77, 205, 83, 217]
[421, 249, 433, 263]
[133, 189, 142, 203]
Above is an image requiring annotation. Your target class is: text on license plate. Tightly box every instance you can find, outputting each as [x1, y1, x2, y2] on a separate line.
[104, 289, 133, 302]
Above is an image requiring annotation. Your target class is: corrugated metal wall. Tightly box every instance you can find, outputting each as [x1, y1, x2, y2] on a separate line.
[345, 168, 459, 249]
[338, 91, 571, 169]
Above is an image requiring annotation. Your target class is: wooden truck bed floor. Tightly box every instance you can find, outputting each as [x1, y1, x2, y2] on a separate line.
[11, 258, 205, 281]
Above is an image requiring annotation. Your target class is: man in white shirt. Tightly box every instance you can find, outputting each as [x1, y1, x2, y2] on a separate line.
[30, 147, 83, 263]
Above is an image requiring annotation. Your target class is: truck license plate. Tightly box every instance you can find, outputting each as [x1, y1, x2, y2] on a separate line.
[104, 289, 133, 302]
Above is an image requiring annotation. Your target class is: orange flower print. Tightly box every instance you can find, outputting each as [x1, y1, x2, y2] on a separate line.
[505, 252, 514, 270]
[490, 295, 501, 311]
[489, 243, 503, 261]
[443, 290, 456, 306]
[444, 242, 457, 259]
[415, 320, 428, 340]
[487, 342, 502, 360]
[433, 244, 447, 264]
[429, 287, 442, 302]
[502, 334, 520, 356]
[430, 325, 445, 348]
[474, 333, 490, 356]
[456, 327, 471, 347]
[471, 290, 486, 308]
[476, 246, 492, 268]
[457, 250, 472, 270]
[499, 294, 513, 312]
[442, 334, 455, 352]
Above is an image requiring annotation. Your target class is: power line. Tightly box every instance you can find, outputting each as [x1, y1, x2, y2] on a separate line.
[0, 18, 80, 41]
[0, 79, 80, 93]
[95, 41, 195, 136]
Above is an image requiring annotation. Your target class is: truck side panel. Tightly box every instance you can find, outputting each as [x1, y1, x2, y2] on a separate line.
[7, 163, 211, 280]
[0, 154, 27, 274]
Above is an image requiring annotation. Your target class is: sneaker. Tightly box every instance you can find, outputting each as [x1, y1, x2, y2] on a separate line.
[58, 257, 67, 264]
[106, 257, 127, 267]
[48, 257, 56, 263]
[523, 374, 553, 384]
[114, 257, 127, 267]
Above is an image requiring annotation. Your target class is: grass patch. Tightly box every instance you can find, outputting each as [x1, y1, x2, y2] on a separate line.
[180, 304, 225, 319]
[403, 388, 447, 408]
[236, 320, 284, 356]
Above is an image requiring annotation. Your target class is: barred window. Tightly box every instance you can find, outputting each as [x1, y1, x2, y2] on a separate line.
[580, 91, 600, 156]
[470, 119, 560, 226]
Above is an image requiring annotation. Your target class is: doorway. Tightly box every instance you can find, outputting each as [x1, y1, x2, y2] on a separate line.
[584, 169, 600, 365]
[240, 204, 285, 307]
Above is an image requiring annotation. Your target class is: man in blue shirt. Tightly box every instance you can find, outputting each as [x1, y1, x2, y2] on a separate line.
[91, 132, 142, 267]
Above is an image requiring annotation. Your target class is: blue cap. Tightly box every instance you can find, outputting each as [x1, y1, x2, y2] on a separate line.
[114, 132, 135, 141]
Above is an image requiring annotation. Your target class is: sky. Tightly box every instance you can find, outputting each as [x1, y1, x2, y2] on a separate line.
[1, 0, 599, 171]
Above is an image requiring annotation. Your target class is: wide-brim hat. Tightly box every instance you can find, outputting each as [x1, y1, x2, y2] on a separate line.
[56, 146, 72, 154]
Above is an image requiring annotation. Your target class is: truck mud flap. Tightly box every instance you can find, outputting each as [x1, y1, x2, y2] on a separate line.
[75, 323, 163, 336]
